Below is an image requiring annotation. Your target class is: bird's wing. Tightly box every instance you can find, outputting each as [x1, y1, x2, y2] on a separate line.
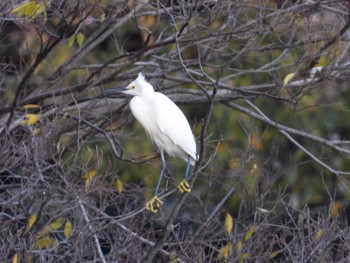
[153, 93, 197, 160]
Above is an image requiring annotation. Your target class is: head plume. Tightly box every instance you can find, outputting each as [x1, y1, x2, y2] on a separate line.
[135, 72, 145, 84]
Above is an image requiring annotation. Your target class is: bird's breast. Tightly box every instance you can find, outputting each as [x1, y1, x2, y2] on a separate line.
[129, 94, 196, 164]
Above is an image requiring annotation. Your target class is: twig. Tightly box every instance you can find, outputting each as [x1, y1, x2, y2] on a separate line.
[116, 222, 186, 263]
[225, 101, 350, 156]
[242, 99, 350, 176]
[77, 196, 107, 263]
[142, 6, 218, 260]
[307, 7, 350, 71]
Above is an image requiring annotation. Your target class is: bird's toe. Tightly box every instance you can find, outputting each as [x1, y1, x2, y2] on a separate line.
[145, 196, 163, 213]
[177, 179, 191, 193]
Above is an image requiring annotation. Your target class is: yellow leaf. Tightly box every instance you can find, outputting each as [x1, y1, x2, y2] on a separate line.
[217, 141, 225, 154]
[229, 157, 240, 170]
[64, 220, 72, 238]
[34, 236, 56, 250]
[224, 212, 233, 234]
[21, 114, 40, 125]
[82, 170, 97, 180]
[115, 177, 123, 193]
[25, 1, 37, 17]
[236, 239, 243, 253]
[270, 251, 280, 258]
[169, 250, 177, 263]
[68, 35, 76, 48]
[50, 218, 64, 230]
[34, 2, 46, 18]
[76, 32, 85, 47]
[11, 1, 46, 19]
[27, 214, 37, 231]
[330, 201, 342, 218]
[217, 243, 233, 260]
[244, 226, 257, 241]
[22, 104, 41, 109]
[241, 253, 249, 260]
[316, 55, 327, 67]
[11, 253, 18, 263]
[39, 218, 64, 236]
[283, 72, 295, 86]
[82, 170, 97, 189]
[31, 127, 41, 136]
[315, 229, 324, 241]
[19, 213, 38, 235]
[99, 11, 106, 23]
[249, 133, 263, 151]
[11, 1, 32, 16]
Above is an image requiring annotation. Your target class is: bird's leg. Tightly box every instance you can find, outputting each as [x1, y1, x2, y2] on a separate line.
[184, 155, 192, 180]
[155, 149, 166, 195]
[145, 150, 166, 213]
[178, 156, 192, 193]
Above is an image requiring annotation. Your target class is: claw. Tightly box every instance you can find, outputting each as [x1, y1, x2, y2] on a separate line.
[145, 196, 163, 213]
[177, 179, 191, 193]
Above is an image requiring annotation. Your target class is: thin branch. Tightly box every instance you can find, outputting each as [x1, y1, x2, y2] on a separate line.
[77, 196, 107, 263]
[1, 36, 61, 136]
[224, 101, 350, 156]
[242, 99, 350, 176]
[307, 6, 350, 70]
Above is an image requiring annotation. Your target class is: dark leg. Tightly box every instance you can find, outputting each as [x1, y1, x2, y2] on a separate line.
[154, 150, 166, 195]
[178, 155, 192, 193]
[184, 156, 192, 180]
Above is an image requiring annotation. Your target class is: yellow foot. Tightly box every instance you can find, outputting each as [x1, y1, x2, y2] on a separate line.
[145, 196, 163, 213]
[177, 179, 191, 193]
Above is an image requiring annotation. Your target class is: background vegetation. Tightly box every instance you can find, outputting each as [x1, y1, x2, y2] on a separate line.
[1, 0, 350, 262]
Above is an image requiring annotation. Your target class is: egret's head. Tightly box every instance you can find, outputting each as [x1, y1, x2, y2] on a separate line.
[103, 72, 154, 97]
[124, 72, 154, 96]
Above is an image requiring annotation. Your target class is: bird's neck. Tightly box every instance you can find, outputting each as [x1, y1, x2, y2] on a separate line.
[141, 89, 156, 101]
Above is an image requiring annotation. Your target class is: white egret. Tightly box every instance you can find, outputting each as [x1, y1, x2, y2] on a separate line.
[104, 73, 197, 213]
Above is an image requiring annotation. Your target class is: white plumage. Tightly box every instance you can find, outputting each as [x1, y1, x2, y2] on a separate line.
[128, 73, 196, 165]
[104, 72, 197, 212]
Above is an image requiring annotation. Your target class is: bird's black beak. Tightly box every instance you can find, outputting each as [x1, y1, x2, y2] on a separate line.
[102, 87, 127, 96]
